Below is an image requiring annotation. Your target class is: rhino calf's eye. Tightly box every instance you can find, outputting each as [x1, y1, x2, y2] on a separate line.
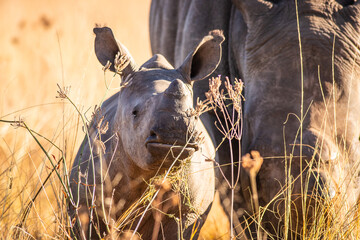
[132, 109, 138, 118]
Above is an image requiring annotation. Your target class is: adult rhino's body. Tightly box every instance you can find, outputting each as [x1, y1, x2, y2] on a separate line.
[68, 27, 224, 239]
[151, 0, 360, 238]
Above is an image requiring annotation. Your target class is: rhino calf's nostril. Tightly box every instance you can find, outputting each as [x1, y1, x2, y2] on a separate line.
[150, 129, 157, 138]
[145, 129, 159, 145]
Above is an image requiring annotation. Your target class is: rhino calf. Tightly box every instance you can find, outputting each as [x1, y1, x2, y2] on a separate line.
[68, 27, 224, 239]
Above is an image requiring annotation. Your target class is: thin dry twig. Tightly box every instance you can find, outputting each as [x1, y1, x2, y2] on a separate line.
[201, 76, 245, 239]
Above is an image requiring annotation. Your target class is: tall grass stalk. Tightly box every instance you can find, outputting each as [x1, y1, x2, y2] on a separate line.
[0, 119, 73, 205]
[294, 0, 308, 236]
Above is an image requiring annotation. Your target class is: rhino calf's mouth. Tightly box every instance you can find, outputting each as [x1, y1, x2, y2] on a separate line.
[146, 141, 199, 160]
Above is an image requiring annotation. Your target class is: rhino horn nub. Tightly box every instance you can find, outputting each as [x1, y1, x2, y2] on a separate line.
[94, 27, 137, 80]
[164, 79, 188, 98]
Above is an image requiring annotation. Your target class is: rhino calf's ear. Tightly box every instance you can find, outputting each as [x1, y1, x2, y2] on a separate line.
[94, 27, 137, 79]
[178, 30, 225, 83]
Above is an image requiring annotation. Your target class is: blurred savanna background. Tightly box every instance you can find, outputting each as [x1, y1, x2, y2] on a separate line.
[0, 0, 154, 238]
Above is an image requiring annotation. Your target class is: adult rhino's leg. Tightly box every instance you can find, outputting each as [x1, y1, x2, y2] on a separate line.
[149, 0, 188, 65]
[150, 0, 232, 69]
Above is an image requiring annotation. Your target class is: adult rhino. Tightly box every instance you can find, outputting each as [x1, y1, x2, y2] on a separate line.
[68, 27, 224, 239]
[150, 0, 360, 238]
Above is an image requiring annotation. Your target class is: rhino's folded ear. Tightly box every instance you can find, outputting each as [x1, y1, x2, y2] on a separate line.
[94, 27, 137, 79]
[178, 30, 225, 83]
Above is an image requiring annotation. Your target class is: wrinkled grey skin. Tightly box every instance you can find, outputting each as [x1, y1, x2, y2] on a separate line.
[68, 27, 224, 239]
[150, 0, 360, 238]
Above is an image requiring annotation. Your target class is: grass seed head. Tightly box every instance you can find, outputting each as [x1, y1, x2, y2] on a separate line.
[225, 77, 243, 113]
[242, 150, 263, 176]
[56, 83, 71, 99]
[103, 60, 112, 72]
[114, 51, 130, 75]
[206, 76, 222, 103]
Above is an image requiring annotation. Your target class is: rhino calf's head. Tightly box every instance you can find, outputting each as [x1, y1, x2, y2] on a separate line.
[94, 27, 224, 172]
